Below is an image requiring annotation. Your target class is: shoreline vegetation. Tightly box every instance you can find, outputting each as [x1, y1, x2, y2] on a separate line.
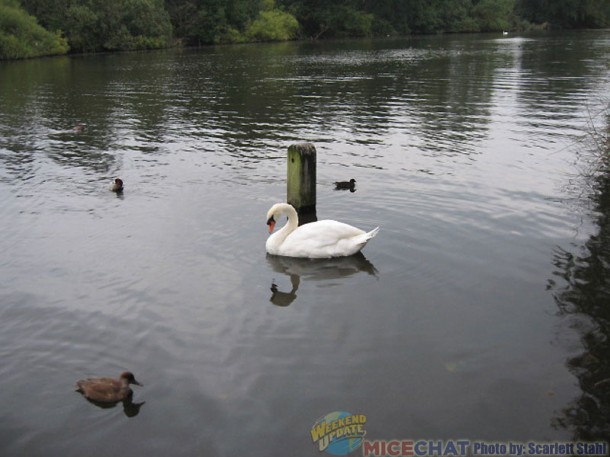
[1, 0, 609, 60]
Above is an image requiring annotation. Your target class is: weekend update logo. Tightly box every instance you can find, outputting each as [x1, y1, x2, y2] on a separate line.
[310, 411, 367, 455]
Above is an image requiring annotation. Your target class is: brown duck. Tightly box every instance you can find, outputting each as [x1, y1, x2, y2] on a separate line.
[334, 178, 356, 190]
[110, 178, 124, 193]
[76, 371, 142, 403]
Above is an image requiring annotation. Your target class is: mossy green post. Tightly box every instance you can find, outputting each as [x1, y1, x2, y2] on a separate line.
[287, 143, 316, 223]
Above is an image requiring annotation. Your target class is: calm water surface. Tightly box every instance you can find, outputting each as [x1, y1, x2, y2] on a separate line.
[1, 31, 609, 456]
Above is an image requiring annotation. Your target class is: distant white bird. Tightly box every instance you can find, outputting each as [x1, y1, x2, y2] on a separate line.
[265, 203, 379, 259]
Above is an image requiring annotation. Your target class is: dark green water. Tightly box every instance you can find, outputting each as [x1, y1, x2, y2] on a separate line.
[1, 31, 609, 456]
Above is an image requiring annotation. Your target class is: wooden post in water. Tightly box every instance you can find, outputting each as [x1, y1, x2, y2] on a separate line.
[287, 143, 317, 224]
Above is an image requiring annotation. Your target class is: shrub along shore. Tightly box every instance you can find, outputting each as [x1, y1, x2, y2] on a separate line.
[2, 0, 609, 60]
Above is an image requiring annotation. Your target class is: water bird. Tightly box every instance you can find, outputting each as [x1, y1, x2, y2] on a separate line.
[334, 178, 356, 190]
[503, 31, 508, 35]
[73, 123, 86, 133]
[76, 371, 142, 403]
[110, 178, 124, 192]
[265, 203, 379, 258]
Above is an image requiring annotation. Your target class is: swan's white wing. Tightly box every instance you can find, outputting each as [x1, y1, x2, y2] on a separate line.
[280, 220, 374, 258]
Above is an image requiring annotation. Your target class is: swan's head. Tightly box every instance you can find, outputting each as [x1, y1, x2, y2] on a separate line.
[266, 215, 276, 233]
[266, 205, 280, 234]
[266, 203, 295, 234]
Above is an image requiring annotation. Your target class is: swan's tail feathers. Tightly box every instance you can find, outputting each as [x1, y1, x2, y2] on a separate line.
[366, 227, 380, 240]
[352, 227, 380, 252]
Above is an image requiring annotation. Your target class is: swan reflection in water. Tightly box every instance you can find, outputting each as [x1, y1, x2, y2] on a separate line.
[267, 252, 378, 307]
[270, 274, 300, 307]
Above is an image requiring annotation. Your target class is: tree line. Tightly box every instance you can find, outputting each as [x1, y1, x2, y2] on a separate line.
[1, 0, 609, 60]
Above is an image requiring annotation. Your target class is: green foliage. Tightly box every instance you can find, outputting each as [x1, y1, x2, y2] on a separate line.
[261, 0, 275, 11]
[218, 26, 247, 44]
[4, 0, 610, 60]
[188, 1, 227, 44]
[64, 5, 98, 52]
[117, 0, 173, 50]
[163, 0, 198, 40]
[339, 7, 375, 37]
[281, 1, 375, 39]
[21, 0, 172, 53]
[404, 0, 443, 34]
[20, 0, 70, 31]
[245, 9, 299, 41]
[515, 0, 610, 28]
[472, 0, 514, 31]
[0, 0, 69, 59]
[362, 1, 407, 35]
[438, 0, 473, 32]
[87, 0, 172, 51]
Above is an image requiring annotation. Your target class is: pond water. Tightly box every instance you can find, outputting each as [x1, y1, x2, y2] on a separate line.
[1, 31, 609, 456]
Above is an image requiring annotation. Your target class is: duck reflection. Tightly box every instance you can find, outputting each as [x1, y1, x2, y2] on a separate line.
[82, 394, 146, 418]
[266, 252, 378, 307]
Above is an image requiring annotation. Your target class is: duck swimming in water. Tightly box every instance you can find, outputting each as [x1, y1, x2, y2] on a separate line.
[334, 178, 356, 190]
[76, 371, 142, 403]
[73, 123, 86, 133]
[110, 178, 124, 192]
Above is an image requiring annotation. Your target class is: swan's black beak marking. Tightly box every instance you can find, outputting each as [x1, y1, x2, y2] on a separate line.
[266, 216, 276, 234]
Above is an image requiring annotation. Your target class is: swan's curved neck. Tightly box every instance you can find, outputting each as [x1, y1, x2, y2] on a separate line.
[275, 204, 299, 241]
[266, 203, 302, 254]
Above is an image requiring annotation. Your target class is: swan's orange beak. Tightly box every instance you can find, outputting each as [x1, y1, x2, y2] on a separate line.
[266, 217, 276, 234]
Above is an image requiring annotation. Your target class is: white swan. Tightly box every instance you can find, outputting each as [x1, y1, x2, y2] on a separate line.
[265, 203, 379, 259]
